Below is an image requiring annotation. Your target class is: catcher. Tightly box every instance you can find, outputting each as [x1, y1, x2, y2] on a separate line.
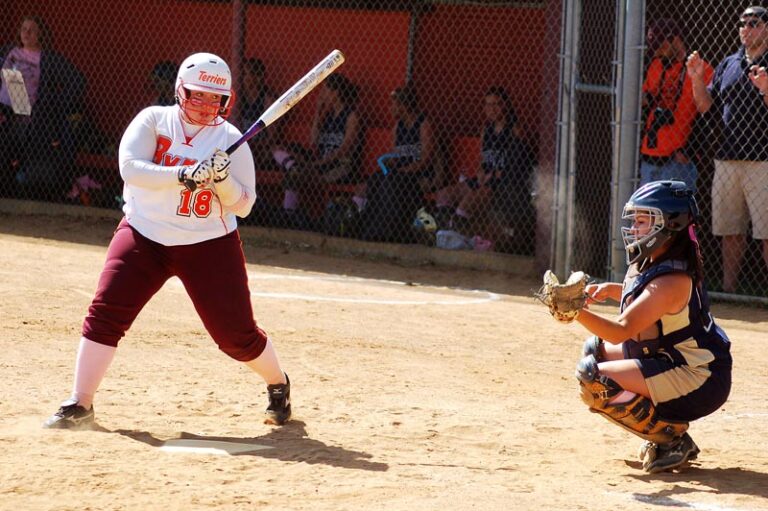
[536, 180, 732, 473]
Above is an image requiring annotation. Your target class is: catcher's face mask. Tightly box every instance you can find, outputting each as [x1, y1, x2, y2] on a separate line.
[621, 206, 669, 265]
[621, 180, 698, 265]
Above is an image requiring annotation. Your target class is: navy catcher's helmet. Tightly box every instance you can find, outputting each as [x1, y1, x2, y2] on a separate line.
[621, 180, 698, 265]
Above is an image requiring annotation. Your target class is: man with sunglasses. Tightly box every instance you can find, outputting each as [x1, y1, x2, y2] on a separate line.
[687, 6, 768, 294]
[639, 19, 712, 191]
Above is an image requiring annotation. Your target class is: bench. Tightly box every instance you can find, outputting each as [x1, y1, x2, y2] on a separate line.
[71, 124, 399, 216]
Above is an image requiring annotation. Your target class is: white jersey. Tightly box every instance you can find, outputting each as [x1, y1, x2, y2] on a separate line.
[118, 105, 256, 246]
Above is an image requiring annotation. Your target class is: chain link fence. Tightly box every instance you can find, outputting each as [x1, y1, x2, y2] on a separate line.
[0, 0, 556, 260]
[640, 0, 768, 299]
[1, 1, 765, 300]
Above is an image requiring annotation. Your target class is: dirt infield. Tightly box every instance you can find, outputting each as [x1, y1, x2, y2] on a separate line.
[1, 212, 767, 511]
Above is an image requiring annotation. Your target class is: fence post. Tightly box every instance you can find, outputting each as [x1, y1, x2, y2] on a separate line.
[554, 0, 580, 277]
[609, 0, 645, 281]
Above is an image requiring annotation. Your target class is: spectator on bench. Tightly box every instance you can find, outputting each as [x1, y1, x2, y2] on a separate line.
[433, 86, 535, 250]
[353, 83, 446, 243]
[240, 57, 277, 170]
[272, 72, 362, 227]
[0, 14, 86, 201]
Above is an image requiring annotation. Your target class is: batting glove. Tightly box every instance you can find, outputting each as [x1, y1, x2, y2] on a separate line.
[210, 149, 231, 183]
[177, 160, 215, 189]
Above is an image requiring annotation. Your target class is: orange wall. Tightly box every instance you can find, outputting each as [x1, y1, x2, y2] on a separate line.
[5, 2, 546, 148]
[244, 5, 411, 130]
[413, 4, 548, 142]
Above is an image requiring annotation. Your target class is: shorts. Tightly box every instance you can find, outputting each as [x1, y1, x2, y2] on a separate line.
[712, 160, 768, 238]
[637, 354, 731, 422]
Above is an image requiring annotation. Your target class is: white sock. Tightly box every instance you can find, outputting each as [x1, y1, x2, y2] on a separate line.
[71, 337, 117, 409]
[244, 338, 286, 385]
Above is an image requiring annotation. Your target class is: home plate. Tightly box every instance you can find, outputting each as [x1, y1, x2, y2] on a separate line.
[160, 439, 274, 455]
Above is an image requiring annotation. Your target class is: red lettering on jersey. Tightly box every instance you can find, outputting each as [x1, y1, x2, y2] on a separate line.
[153, 136, 172, 164]
[198, 70, 228, 86]
[155, 134, 197, 167]
[162, 154, 197, 166]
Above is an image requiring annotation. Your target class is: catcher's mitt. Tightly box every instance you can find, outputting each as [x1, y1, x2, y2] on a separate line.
[534, 270, 589, 323]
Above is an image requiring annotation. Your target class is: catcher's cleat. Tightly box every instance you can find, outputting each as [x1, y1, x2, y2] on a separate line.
[43, 399, 95, 430]
[638, 440, 657, 468]
[644, 433, 700, 473]
[264, 373, 291, 425]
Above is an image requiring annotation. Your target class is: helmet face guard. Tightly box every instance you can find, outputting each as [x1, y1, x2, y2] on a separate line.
[621, 205, 671, 264]
[176, 82, 234, 126]
[621, 180, 697, 265]
[175, 53, 234, 126]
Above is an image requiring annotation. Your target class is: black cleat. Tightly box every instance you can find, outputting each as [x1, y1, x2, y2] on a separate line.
[264, 374, 291, 425]
[644, 433, 700, 473]
[43, 399, 95, 430]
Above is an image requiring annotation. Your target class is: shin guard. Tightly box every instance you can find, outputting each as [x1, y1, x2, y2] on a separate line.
[576, 355, 688, 443]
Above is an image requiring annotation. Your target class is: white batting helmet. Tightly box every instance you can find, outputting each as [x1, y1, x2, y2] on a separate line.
[176, 52, 235, 125]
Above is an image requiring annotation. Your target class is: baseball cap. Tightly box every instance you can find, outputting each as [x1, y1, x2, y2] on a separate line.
[741, 6, 768, 21]
[646, 18, 684, 55]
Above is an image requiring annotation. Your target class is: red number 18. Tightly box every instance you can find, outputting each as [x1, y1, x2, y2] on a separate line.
[177, 189, 214, 218]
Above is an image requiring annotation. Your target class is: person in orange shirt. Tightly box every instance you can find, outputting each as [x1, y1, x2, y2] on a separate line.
[639, 19, 713, 191]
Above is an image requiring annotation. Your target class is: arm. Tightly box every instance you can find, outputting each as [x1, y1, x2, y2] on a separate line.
[400, 118, 435, 174]
[577, 273, 692, 343]
[212, 147, 256, 218]
[748, 65, 768, 106]
[687, 51, 714, 113]
[118, 108, 183, 189]
[585, 281, 623, 303]
[309, 89, 332, 148]
[476, 128, 492, 185]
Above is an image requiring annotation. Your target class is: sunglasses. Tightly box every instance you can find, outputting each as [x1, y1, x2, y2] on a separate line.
[738, 19, 764, 28]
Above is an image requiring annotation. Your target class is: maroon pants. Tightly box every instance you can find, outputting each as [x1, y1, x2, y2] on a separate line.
[82, 218, 267, 361]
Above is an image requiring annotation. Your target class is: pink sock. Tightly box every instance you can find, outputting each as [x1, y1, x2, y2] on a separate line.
[455, 208, 469, 218]
[283, 190, 299, 210]
[272, 149, 296, 170]
[72, 337, 117, 409]
[272, 149, 290, 166]
[352, 196, 367, 211]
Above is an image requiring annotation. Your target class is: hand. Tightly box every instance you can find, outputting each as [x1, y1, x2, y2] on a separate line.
[749, 65, 768, 96]
[585, 283, 611, 306]
[177, 160, 214, 189]
[210, 149, 231, 182]
[686, 51, 706, 81]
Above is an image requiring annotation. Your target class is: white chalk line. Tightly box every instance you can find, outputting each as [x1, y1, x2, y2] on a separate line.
[74, 272, 500, 305]
[157, 272, 500, 305]
[246, 272, 501, 305]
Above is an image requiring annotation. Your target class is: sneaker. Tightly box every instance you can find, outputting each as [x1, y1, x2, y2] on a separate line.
[43, 399, 95, 430]
[264, 374, 291, 425]
[644, 433, 700, 473]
